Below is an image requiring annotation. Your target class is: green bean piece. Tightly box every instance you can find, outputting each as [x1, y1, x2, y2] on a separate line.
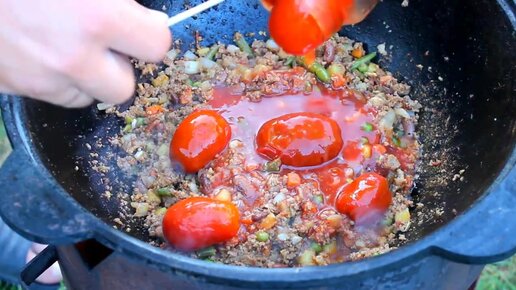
[234, 33, 254, 57]
[361, 122, 374, 132]
[122, 124, 132, 133]
[351, 52, 377, 70]
[310, 242, 323, 254]
[135, 117, 146, 127]
[206, 45, 220, 60]
[358, 63, 369, 73]
[265, 158, 282, 172]
[197, 247, 216, 259]
[157, 187, 172, 197]
[256, 231, 270, 242]
[313, 195, 324, 205]
[124, 116, 134, 125]
[392, 136, 401, 147]
[284, 56, 296, 67]
[298, 57, 331, 83]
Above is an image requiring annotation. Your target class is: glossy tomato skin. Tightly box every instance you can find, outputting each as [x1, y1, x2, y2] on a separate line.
[335, 172, 392, 223]
[162, 197, 240, 251]
[170, 110, 231, 173]
[256, 112, 343, 167]
[267, 0, 353, 55]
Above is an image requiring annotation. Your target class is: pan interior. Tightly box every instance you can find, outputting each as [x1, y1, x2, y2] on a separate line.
[18, 0, 516, 245]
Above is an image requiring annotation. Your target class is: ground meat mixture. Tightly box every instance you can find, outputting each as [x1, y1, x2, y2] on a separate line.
[104, 33, 421, 267]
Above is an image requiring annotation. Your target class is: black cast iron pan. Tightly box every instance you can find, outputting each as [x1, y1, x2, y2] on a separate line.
[0, 0, 515, 287]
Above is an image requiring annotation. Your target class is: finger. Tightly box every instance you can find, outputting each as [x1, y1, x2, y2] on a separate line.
[61, 91, 94, 108]
[75, 51, 135, 104]
[108, 2, 172, 62]
[34, 86, 92, 108]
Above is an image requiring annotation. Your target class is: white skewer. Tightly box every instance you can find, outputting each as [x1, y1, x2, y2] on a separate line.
[167, 0, 224, 27]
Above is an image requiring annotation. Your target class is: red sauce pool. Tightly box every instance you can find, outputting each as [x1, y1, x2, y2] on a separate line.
[210, 83, 381, 204]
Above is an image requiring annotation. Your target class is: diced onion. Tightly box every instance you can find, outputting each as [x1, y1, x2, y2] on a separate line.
[395, 108, 410, 119]
[266, 39, 280, 51]
[277, 233, 289, 241]
[96, 103, 114, 111]
[183, 50, 197, 60]
[378, 110, 396, 133]
[200, 57, 217, 70]
[166, 49, 178, 61]
[226, 45, 240, 53]
[184, 61, 200, 75]
[273, 192, 286, 204]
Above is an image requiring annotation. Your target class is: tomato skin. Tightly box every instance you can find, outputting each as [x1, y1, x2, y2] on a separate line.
[162, 197, 240, 251]
[335, 172, 392, 223]
[267, 0, 353, 55]
[170, 110, 231, 173]
[256, 112, 343, 167]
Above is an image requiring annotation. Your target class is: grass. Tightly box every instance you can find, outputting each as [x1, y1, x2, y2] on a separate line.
[0, 113, 514, 289]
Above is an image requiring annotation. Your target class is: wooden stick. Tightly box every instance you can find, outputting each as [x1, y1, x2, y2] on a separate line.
[167, 0, 224, 27]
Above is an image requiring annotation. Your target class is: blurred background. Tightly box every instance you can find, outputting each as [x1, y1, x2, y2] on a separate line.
[0, 112, 513, 289]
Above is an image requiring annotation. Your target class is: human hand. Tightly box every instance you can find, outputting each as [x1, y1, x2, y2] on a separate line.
[0, 0, 171, 107]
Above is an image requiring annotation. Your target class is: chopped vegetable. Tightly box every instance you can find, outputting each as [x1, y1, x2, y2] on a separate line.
[152, 74, 169, 87]
[256, 231, 270, 242]
[362, 144, 372, 159]
[313, 194, 324, 205]
[351, 52, 377, 71]
[97, 103, 114, 111]
[197, 246, 216, 259]
[357, 63, 369, 73]
[215, 189, 232, 201]
[155, 207, 167, 216]
[392, 136, 401, 147]
[284, 56, 296, 67]
[146, 105, 164, 115]
[131, 202, 149, 217]
[259, 213, 277, 230]
[234, 33, 254, 57]
[351, 47, 365, 58]
[184, 61, 200, 75]
[264, 158, 282, 172]
[157, 187, 172, 197]
[286, 172, 301, 188]
[299, 249, 316, 266]
[206, 45, 220, 60]
[361, 122, 374, 132]
[310, 242, 323, 254]
[299, 58, 331, 83]
[328, 63, 345, 76]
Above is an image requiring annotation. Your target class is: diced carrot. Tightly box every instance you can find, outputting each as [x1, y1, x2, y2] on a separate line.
[332, 74, 347, 88]
[241, 217, 254, 225]
[259, 213, 277, 230]
[303, 50, 316, 66]
[146, 105, 164, 115]
[351, 47, 365, 58]
[373, 144, 387, 155]
[287, 172, 301, 188]
[362, 144, 372, 159]
[215, 189, 232, 201]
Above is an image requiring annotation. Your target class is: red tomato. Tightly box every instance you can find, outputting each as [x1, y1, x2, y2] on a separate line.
[267, 0, 353, 55]
[170, 110, 231, 173]
[335, 172, 392, 223]
[162, 197, 240, 251]
[342, 140, 362, 161]
[317, 166, 349, 202]
[256, 112, 343, 167]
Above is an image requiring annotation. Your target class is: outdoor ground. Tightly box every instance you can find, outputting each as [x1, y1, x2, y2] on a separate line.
[0, 112, 514, 290]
